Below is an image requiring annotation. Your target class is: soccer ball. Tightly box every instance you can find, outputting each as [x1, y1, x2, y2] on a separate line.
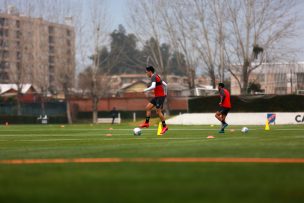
[241, 127, 249, 133]
[133, 127, 142, 136]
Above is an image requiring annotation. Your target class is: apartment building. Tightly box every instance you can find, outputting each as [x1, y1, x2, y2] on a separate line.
[230, 63, 304, 95]
[0, 8, 75, 93]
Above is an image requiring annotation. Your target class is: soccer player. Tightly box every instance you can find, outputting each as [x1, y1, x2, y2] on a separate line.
[215, 82, 231, 133]
[139, 66, 168, 135]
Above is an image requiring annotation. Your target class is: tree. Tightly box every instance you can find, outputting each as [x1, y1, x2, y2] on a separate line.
[178, 0, 228, 88]
[247, 82, 262, 94]
[88, 0, 111, 123]
[128, 0, 172, 115]
[128, 0, 170, 78]
[4, 0, 41, 116]
[98, 25, 143, 74]
[157, 0, 197, 89]
[169, 51, 187, 76]
[224, 0, 299, 94]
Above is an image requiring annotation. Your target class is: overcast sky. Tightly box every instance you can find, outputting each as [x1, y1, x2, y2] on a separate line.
[1, 0, 304, 70]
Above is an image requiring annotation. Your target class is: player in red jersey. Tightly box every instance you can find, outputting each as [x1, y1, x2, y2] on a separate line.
[139, 66, 168, 135]
[215, 82, 231, 133]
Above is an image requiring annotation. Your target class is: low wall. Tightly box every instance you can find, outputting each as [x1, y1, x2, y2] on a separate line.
[166, 112, 304, 125]
[70, 97, 188, 112]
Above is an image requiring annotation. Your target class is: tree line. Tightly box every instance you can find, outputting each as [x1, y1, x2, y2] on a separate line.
[1, 0, 301, 123]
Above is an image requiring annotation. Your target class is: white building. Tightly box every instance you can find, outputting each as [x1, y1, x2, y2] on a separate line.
[230, 63, 304, 95]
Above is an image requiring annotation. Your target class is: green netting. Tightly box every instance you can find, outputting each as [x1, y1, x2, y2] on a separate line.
[0, 102, 66, 116]
[189, 95, 304, 113]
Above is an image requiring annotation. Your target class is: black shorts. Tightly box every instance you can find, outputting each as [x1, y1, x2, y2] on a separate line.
[150, 96, 166, 109]
[218, 107, 230, 115]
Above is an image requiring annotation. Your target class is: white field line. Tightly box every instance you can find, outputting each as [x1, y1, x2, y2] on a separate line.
[16, 138, 87, 142]
[0, 137, 221, 142]
[0, 133, 133, 137]
[0, 128, 303, 133]
[3, 134, 302, 142]
[0, 128, 214, 131]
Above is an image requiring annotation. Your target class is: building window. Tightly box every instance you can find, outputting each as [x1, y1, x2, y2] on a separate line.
[0, 72, 9, 81]
[66, 39, 71, 46]
[0, 29, 7, 37]
[297, 73, 304, 90]
[49, 74, 54, 83]
[16, 30, 21, 38]
[48, 26, 54, 34]
[17, 62, 21, 71]
[0, 39, 9, 48]
[49, 56, 54, 64]
[0, 61, 9, 70]
[49, 65, 55, 73]
[49, 36, 54, 44]
[0, 18, 6, 26]
[66, 29, 71, 36]
[49, 46, 55, 53]
[16, 52, 21, 60]
[16, 41, 20, 49]
[257, 74, 265, 82]
[16, 20, 20, 28]
[0, 50, 9, 59]
[275, 87, 287, 94]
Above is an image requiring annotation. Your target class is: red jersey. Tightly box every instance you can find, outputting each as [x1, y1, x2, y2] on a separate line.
[151, 74, 165, 97]
[219, 88, 231, 108]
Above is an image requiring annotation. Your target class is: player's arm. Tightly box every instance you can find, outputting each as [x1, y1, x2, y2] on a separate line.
[144, 74, 156, 92]
[219, 89, 225, 106]
[162, 81, 168, 95]
[144, 82, 156, 92]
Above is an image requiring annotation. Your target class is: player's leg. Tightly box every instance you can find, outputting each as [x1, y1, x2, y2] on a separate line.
[221, 114, 227, 124]
[219, 109, 229, 132]
[156, 108, 165, 124]
[139, 102, 155, 128]
[216, 108, 226, 133]
[215, 111, 222, 122]
[156, 97, 168, 134]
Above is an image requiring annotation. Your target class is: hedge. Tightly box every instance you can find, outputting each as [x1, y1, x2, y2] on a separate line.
[189, 95, 304, 113]
[0, 115, 67, 124]
[77, 110, 187, 120]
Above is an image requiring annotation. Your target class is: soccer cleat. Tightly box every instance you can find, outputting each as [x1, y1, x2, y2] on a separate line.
[139, 122, 150, 128]
[160, 126, 169, 135]
[222, 123, 228, 130]
[218, 130, 225, 133]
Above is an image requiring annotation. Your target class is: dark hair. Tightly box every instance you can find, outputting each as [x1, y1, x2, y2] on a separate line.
[146, 66, 155, 73]
[218, 82, 225, 88]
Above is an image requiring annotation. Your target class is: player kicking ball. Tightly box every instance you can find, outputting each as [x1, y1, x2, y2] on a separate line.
[139, 66, 168, 135]
[215, 82, 231, 133]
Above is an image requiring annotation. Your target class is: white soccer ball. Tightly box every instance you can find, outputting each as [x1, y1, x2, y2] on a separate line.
[241, 127, 249, 133]
[133, 127, 142, 136]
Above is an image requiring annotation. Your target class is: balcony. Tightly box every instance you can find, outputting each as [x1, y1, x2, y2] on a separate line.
[48, 36, 54, 44]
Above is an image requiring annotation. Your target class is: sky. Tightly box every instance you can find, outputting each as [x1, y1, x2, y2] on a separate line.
[87, 0, 304, 62]
[107, 0, 127, 29]
[1, 0, 304, 71]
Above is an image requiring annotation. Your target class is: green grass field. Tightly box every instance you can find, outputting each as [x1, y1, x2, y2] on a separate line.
[0, 123, 303, 203]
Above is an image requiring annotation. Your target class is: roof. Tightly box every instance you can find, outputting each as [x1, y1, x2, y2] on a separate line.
[118, 80, 149, 92]
[0, 84, 36, 95]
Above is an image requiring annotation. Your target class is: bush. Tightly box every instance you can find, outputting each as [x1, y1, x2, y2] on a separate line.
[189, 95, 304, 112]
[76, 110, 187, 120]
[0, 115, 67, 124]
